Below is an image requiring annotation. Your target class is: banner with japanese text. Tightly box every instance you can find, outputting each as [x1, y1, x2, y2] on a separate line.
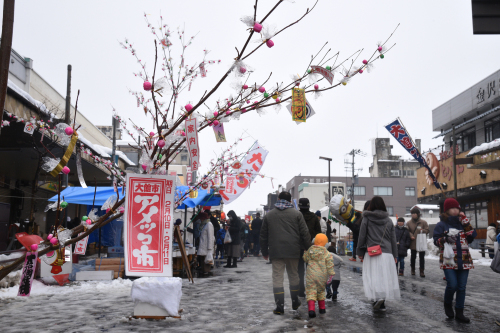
[220, 141, 268, 204]
[292, 88, 306, 122]
[74, 233, 89, 255]
[213, 122, 226, 142]
[385, 118, 441, 189]
[310, 65, 334, 85]
[17, 252, 37, 297]
[185, 118, 200, 171]
[124, 174, 175, 277]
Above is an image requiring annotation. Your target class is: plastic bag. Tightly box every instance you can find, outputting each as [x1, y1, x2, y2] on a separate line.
[224, 231, 232, 244]
[443, 243, 454, 259]
[416, 233, 427, 252]
[205, 252, 214, 265]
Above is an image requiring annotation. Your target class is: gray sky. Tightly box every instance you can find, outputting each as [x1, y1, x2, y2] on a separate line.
[6, 0, 500, 215]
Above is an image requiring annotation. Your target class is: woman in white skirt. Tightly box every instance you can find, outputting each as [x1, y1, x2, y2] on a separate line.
[356, 196, 400, 311]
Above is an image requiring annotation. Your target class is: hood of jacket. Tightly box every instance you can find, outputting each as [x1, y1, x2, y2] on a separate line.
[227, 210, 237, 220]
[487, 225, 496, 232]
[362, 210, 389, 225]
[305, 245, 329, 261]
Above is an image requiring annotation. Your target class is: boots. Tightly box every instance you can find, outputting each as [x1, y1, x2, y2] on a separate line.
[232, 257, 238, 268]
[290, 285, 301, 310]
[308, 300, 316, 318]
[411, 267, 416, 275]
[444, 302, 454, 318]
[318, 300, 326, 314]
[420, 268, 425, 278]
[223, 256, 232, 268]
[455, 308, 470, 323]
[273, 287, 285, 315]
[399, 269, 404, 276]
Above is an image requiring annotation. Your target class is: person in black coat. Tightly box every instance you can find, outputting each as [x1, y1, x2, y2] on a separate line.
[346, 211, 362, 261]
[395, 217, 411, 276]
[251, 213, 263, 256]
[225, 210, 241, 268]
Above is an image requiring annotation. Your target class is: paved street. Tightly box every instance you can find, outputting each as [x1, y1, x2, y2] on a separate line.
[0, 255, 498, 333]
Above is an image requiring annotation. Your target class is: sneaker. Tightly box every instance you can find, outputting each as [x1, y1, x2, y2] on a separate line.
[373, 299, 384, 310]
[332, 294, 337, 301]
[349, 258, 357, 262]
[380, 301, 386, 311]
[326, 293, 332, 299]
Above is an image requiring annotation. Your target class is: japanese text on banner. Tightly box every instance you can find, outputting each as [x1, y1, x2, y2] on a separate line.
[185, 118, 200, 171]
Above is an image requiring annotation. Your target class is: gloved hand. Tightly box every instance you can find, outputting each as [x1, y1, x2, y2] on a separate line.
[447, 234, 458, 244]
[327, 275, 335, 285]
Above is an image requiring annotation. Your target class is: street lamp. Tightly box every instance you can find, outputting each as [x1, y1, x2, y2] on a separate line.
[319, 156, 332, 204]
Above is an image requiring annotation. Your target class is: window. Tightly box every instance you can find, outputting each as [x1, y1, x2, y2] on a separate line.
[405, 187, 415, 196]
[181, 155, 188, 162]
[316, 179, 321, 183]
[406, 207, 412, 215]
[374, 186, 392, 196]
[459, 127, 476, 152]
[403, 170, 415, 177]
[387, 207, 394, 216]
[485, 115, 500, 143]
[390, 170, 400, 176]
[354, 186, 366, 196]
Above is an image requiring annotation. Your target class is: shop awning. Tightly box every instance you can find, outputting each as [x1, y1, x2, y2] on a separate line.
[48, 187, 124, 206]
[176, 186, 222, 209]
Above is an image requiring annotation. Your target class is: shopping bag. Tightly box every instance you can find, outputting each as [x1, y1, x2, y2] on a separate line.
[416, 233, 427, 252]
[224, 231, 232, 244]
[443, 243, 455, 266]
[205, 252, 214, 265]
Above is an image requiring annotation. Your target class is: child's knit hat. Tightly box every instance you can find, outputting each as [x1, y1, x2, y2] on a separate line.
[314, 233, 328, 247]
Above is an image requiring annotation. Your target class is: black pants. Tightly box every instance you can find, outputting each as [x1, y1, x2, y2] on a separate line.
[253, 234, 260, 255]
[298, 249, 305, 296]
[216, 244, 224, 257]
[410, 249, 425, 270]
[352, 240, 358, 259]
[326, 280, 340, 295]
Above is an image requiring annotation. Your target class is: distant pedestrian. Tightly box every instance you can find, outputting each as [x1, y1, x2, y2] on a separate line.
[303, 234, 334, 318]
[239, 221, 250, 261]
[224, 210, 241, 268]
[317, 211, 327, 234]
[433, 198, 477, 323]
[325, 245, 343, 301]
[486, 223, 497, 259]
[346, 211, 362, 262]
[356, 196, 400, 311]
[326, 219, 332, 242]
[395, 217, 411, 276]
[407, 207, 429, 277]
[196, 212, 214, 274]
[260, 191, 311, 315]
[298, 198, 322, 297]
[205, 209, 220, 238]
[252, 213, 263, 256]
[215, 227, 226, 259]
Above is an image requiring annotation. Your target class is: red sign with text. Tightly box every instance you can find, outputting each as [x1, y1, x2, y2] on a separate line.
[124, 174, 175, 277]
[185, 118, 200, 171]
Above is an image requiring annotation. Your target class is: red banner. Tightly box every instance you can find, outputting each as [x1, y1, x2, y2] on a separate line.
[124, 174, 175, 277]
[185, 118, 200, 171]
[74, 233, 89, 255]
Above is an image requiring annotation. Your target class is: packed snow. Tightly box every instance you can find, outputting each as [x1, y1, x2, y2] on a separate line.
[467, 138, 500, 156]
[131, 277, 182, 316]
[7, 79, 55, 118]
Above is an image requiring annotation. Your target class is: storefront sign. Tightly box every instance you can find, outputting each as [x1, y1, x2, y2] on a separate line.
[124, 174, 175, 277]
[185, 119, 200, 171]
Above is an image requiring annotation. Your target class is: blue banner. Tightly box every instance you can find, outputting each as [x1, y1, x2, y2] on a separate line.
[385, 118, 441, 190]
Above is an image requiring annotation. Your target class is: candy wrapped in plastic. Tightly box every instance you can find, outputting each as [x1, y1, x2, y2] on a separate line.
[44, 201, 58, 213]
[256, 108, 267, 117]
[57, 229, 73, 246]
[101, 195, 117, 211]
[231, 111, 241, 121]
[231, 60, 252, 78]
[41, 157, 60, 173]
[55, 123, 72, 146]
[88, 208, 99, 221]
[329, 194, 355, 224]
[139, 150, 154, 173]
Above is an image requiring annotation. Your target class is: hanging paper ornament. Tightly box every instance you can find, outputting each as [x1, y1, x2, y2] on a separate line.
[314, 84, 319, 90]
[259, 86, 266, 93]
[143, 81, 152, 91]
[62, 166, 70, 175]
[266, 39, 274, 48]
[264, 92, 269, 98]
[157, 139, 166, 148]
[242, 84, 248, 90]
[60, 201, 68, 209]
[380, 54, 385, 59]
[185, 103, 193, 112]
[362, 60, 368, 65]
[65, 127, 74, 136]
[253, 22, 263, 32]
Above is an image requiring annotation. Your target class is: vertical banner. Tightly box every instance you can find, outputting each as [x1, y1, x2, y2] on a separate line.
[213, 123, 226, 142]
[18, 252, 38, 297]
[186, 166, 192, 185]
[291, 88, 306, 122]
[185, 118, 200, 171]
[124, 174, 175, 277]
[74, 233, 89, 255]
[200, 63, 207, 78]
[385, 118, 441, 190]
[220, 141, 268, 204]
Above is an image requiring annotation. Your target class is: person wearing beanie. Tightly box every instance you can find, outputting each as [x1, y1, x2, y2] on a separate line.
[260, 191, 311, 315]
[395, 217, 411, 276]
[303, 233, 335, 318]
[298, 198, 322, 298]
[433, 197, 477, 323]
[406, 207, 430, 277]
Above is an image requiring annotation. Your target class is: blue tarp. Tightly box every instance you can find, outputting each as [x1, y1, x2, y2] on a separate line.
[176, 186, 222, 209]
[48, 187, 124, 206]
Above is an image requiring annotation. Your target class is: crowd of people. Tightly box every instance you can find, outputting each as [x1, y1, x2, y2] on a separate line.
[187, 192, 498, 324]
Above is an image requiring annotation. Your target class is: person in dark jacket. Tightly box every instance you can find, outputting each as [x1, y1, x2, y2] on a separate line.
[261, 191, 311, 315]
[239, 222, 250, 261]
[205, 210, 220, 238]
[346, 211, 362, 261]
[298, 198, 321, 297]
[252, 213, 263, 256]
[395, 217, 411, 276]
[326, 219, 332, 242]
[224, 210, 241, 268]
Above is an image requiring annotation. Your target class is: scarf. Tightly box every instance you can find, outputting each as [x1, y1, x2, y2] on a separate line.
[198, 219, 209, 233]
[275, 199, 294, 210]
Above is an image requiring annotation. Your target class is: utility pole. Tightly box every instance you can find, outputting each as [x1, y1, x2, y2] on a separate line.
[0, 0, 15, 136]
[319, 156, 332, 203]
[62, 65, 71, 190]
[452, 124, 457, 198]
[346, 149, 366, 204]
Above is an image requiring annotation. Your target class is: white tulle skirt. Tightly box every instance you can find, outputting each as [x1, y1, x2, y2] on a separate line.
[362, 253, 401, 301]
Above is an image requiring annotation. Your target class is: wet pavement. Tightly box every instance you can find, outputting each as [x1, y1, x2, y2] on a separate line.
[0, 255, 499, 332]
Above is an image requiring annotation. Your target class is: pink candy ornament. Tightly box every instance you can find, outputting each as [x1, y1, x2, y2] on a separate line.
[213, 120, 220, 126]
[362, 59, 368, 65]
[275, 98, 280, 103]
[149, 131, 155, 137]
[31, 244, 38, 251]
[213, 111, 218, 117]
[86, 219, 92, 225]
[50, 238, 58, 245]
[185, 104, 193, 112]
[242, 84, 248, 90]
[142, 164, 147, 171]
[143, 81, 152, 91]
[47, 234, 53, 240]
[377, 46, 382, 52]
[253, 22, 263, 32]
[62, 166, 70, 175]
[314, 84, 319, 90]
[65, 126, 73, 136]
[266, 39, 274, 48]
[157, 139, 165, 148]
[258, 86, 266, 93]
[359, 69, 364, 74]
[239, 67, 247, 74]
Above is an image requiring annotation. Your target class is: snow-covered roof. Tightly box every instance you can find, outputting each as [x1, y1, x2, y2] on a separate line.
[411, 204, 439, 211]
[7, 79, 55, 118]
[467, 138, 500, 157]
[94, 144, 136, 166]
[116, 140, 138, 147]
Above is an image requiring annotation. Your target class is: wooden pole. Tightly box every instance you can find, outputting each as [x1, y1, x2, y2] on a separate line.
[0, 0, 15, 136]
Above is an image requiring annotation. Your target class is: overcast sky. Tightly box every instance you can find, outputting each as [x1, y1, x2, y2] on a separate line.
[6, 0, 500, 215]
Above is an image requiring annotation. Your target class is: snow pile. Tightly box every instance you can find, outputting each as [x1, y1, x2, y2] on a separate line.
[131, 277, 182, 317]
[7, 79, 55, 118]
[0, 270, 22, 289]
[467, 138, 500, 156]
[0, 251, 25, 263]
[470, 248, 493, 266]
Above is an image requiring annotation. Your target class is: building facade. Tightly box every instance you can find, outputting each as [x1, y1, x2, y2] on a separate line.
[96, 125, 122, 140]
[369, 138, 420, 178]
[285, 175, 417, 217]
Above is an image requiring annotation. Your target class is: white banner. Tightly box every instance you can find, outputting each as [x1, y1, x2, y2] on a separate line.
[220, 141, 268, 204]
[185, 119, 200, 171]
[124, 174, 175, 277]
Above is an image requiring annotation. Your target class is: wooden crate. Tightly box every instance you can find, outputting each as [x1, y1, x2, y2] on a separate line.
[95, 258, 125, 279]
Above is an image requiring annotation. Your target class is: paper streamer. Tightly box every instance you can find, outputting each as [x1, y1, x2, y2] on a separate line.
[76, 146, 87, 188]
